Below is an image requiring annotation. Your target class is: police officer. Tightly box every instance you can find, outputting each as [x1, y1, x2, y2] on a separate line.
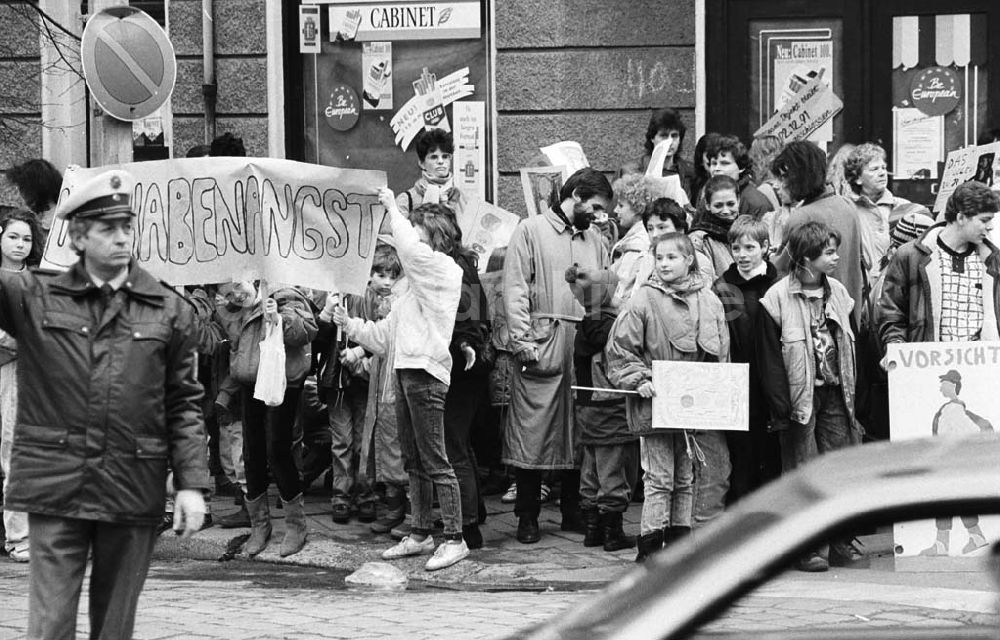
[0, 169, 209, 640]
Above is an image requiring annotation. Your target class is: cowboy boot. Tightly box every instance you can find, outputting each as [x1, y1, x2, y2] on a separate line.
[280, 493, 308, 557]
[243, 493, 272, 556]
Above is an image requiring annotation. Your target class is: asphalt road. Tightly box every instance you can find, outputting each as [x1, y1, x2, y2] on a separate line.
[1, 557, 998, 640]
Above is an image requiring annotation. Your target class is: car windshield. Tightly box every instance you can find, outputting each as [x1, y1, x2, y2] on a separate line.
[694, 513, 1000, 639]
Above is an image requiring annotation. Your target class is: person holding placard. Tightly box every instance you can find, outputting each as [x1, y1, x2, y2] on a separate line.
[606, 232, 730, 562]
[334, 189, 469, 571]
[619, 108, 696, 203]
[878, 180, 1000, 347]
[215, 280, 318, 558]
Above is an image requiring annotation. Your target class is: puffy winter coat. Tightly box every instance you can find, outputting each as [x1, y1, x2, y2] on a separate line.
[216, 287, 318, 387]
[606, 275, 730, 437]
[0, 262, 209, 525]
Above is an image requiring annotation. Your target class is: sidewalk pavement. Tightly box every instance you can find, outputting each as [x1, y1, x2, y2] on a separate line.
[155, 490, 641, 589]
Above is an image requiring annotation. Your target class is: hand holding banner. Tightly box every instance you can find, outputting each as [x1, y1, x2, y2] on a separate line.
[43, 157, 387, 294]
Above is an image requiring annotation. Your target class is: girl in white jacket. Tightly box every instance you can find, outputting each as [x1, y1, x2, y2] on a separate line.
[333, 188, 468, 571]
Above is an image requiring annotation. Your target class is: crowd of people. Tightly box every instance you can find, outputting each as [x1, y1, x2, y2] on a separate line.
[1, 110, 999, 598]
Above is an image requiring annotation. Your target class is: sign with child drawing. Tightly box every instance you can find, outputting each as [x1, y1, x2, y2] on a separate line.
[42, 158, 387, 295]
[886, 341, 1000, 564]
[651, 361, 749, 431]
[457, 200, 519, 273]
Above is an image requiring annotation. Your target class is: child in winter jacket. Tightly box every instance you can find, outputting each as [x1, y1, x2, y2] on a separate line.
[565, 266, 638, 553]
[712, 215, 781, 502]
[316, 242, 402, 526]
[757, 221, 863, 572]
[606, 232, 730, 562]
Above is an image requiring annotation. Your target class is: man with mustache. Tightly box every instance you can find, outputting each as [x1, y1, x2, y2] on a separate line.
[0, 170, 208, 639]
[502, 167, 612, 543]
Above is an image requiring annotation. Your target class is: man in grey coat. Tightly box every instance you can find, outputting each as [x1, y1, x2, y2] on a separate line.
[502, 168, 612, 543]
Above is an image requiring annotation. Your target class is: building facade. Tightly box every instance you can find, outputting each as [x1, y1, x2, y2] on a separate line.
[1, 0, 997, 212]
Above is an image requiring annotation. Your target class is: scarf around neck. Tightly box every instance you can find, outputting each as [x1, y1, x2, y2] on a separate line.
[418, 170, 455, 205]
[691, 211, 734, 244]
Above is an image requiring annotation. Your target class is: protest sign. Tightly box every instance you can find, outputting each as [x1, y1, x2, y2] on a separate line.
[651, 361, 749, 431]
[457, 199, 520, 273]
[754, 70, 843, 144]
[886, 341, 1000, 564]
[539, 141, 589, 173]
[42, 157, 387, 295]
[520, 166, 569, 217]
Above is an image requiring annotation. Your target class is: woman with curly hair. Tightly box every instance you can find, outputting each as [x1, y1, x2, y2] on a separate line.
[843, 143, 912, 281]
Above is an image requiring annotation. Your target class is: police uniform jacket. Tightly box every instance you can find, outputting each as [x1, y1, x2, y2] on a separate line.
[0, 261, 210, 525]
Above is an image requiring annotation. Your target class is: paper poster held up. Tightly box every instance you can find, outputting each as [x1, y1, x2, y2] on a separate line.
[886, 341, 1000, 562]
[520, 166, 569, 217]
[651, 361, 749, 431]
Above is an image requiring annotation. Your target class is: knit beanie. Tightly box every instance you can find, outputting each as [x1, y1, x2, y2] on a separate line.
[890, 207, 935, 249]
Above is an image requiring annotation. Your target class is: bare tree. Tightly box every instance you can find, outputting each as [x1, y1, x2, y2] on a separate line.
[0, 1, 84, 158]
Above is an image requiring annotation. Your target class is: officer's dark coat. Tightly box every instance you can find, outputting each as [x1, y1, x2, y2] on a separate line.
[0, 261, 209, 525]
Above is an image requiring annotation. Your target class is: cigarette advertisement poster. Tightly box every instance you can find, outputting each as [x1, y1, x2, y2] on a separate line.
[651, 361, 749, 431]
[886, 341, 1000, 566]
[453, 101, 486, 202]
[42, 158, 387, 295]
[361, 42, 392, 111]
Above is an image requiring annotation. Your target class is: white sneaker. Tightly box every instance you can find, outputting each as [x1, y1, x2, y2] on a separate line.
[8, 548, 29, 563]
[425, 539, 469, 571]
[500, 482, 517, 504]
[382, 535, 435, 560]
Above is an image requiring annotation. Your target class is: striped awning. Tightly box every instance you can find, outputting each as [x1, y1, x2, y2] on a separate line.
[892, 13, 988, 70]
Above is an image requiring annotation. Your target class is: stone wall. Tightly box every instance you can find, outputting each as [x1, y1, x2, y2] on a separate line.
[493, 0, 696, 211]
[169, 0, 269, 156]
[0, 2, 43, 206]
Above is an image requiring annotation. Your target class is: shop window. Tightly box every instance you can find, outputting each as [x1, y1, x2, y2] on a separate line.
[298, 0, 493, 201]
[890, 13, 988, 203]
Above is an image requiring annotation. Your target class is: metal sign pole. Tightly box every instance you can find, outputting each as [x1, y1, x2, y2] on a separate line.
[88, 0, 133, 168]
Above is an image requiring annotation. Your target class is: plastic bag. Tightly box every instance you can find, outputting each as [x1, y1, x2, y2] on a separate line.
[253, 315, 286, 407]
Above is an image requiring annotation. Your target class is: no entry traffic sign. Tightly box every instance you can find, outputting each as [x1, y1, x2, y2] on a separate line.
[81, 7, 177, 122]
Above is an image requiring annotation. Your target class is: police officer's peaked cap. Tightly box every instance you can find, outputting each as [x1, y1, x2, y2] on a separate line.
[54, 169, 136, 221]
